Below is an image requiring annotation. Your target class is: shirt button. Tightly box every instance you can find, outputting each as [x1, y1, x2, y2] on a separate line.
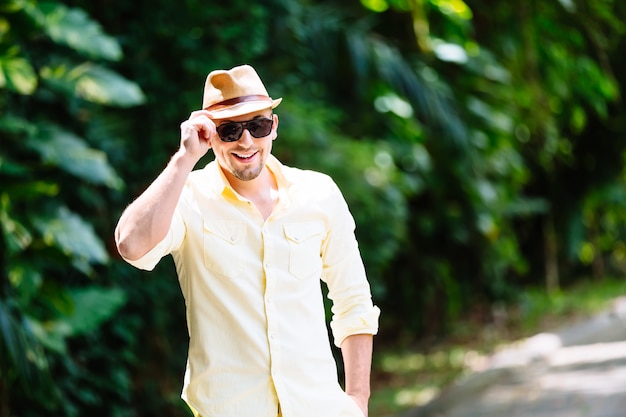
[265, 262, 270, 268]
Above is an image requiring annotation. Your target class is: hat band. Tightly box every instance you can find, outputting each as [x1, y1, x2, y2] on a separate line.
[206, 95, 273, 111]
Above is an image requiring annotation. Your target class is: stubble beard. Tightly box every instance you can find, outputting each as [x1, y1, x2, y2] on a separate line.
[231, 157, 265, 181]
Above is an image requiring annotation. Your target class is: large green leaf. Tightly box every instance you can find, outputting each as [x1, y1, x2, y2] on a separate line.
[0, 55, 37, 94]
[41, 62, 145, 107]
[27, 125, 123, 189]
[23, 1, 122, 61]
[26, 287, 126, 354]
[0, 114, 37, 136]
[34, 206, 109, 274]
[65, 287, 127, 335]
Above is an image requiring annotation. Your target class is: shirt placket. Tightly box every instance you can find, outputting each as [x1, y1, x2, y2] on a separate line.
[262, 218, 285, 416]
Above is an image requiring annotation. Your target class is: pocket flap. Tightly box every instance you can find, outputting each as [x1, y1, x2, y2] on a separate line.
[204, 220, 246, 244]
[283, 221, 324, 243]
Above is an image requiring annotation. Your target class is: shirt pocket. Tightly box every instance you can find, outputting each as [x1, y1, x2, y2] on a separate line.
[283, 221, 325, 280]
[203, 220, 246, 278]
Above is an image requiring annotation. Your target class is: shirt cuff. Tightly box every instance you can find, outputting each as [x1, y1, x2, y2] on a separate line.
[330, 305, 381, 348]
[122, 232, 173, 271]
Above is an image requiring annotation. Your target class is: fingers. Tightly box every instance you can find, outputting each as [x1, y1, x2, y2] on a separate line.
[179, 111, 216, 159]
[181, 111, 216, 143]
[188, 109, 213, 119]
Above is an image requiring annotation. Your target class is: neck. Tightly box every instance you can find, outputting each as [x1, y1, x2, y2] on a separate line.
[224, 166, 273, 198]
[224, 166, 278, 220]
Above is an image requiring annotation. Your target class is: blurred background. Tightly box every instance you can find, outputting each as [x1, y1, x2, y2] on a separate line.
[2, 0, 626, 416]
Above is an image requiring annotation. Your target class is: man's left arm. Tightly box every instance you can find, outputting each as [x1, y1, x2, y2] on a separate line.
[341, 333, 374, 417]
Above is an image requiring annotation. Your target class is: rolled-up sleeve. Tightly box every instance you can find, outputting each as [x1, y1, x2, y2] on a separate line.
[320, 179, 381, 347]
[122, 207, 186, 271]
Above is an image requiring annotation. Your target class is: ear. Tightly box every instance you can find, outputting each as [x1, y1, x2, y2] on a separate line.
[271, 114, 279, 141]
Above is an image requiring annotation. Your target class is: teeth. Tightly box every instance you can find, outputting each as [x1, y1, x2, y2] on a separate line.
[234, 151, 256, 159]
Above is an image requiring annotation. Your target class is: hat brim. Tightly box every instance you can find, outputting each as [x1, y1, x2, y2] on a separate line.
[206, 98, 282, 120]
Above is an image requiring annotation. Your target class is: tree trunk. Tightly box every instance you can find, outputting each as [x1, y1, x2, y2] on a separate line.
[544, 215, 560, 293]
[587, 214, 605, 281]
[0, 376, 8, 417]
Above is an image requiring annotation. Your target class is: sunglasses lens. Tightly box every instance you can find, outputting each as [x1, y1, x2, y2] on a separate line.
[216, 118, 273, 142]
[217, 123, 243, 142]
[247, 119, 273, 138]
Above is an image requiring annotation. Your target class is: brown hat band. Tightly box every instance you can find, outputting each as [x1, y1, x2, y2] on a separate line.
[205, 95, 273, 111]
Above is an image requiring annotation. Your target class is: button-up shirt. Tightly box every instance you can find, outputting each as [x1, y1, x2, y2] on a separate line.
[124, 155, 380, 417]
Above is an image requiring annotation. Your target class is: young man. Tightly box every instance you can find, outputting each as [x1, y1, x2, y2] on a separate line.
[115, 65, 380, 417]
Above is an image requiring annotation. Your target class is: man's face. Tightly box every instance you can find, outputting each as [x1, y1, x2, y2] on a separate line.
[211, 109, 278, 182]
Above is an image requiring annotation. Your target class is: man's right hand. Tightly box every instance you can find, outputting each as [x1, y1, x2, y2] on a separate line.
[179, 110, 216, 162]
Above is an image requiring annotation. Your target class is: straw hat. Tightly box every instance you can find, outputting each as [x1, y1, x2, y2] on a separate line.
[202, 65, 282, 119]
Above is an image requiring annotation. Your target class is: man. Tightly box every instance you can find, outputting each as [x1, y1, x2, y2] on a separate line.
[115, 64, 380, 417]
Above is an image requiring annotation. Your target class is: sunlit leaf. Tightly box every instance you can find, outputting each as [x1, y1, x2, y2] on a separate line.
[0, 0, 24, 13]
[0, 195, 32, 254]
[41, 62, 145, 107]
[27, 125, 123, 189]
[0, 213, 32, 254]
[360, 0, 389, 13]
[34, 206, 109, 272]
[429, 0, 473, 20]
[0, 56, 37, 94]
[23, 1, 122, 61]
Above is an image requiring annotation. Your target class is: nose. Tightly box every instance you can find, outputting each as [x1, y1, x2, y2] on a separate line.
[237, 128, 254, 147]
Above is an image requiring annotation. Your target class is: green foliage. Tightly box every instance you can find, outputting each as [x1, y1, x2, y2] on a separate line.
[0, 0, 144, 414]
[31, 2, 123, 61]
[0, 300, 52, 394]
[0, 55, 37, 94]
[41, 63, 145, 107]
[27, 286, 126, 354]
[33, 206, 109, 274]
[27, 125, 123, 188]
[2, 0, 626, 416]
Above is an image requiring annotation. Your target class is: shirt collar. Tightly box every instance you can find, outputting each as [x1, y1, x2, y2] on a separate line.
[206, 154, 292, 200]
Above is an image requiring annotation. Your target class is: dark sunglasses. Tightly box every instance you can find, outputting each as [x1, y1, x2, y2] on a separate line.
[216, 117, 274, 142]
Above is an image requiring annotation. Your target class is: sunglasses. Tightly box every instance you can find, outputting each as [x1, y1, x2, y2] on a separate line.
[215, 117, 274, 142]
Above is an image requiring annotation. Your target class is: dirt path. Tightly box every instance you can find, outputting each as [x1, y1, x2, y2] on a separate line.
[399, 297, 626, 417]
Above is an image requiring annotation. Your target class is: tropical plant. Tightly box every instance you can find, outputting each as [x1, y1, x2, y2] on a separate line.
[0, 1, 143, 415]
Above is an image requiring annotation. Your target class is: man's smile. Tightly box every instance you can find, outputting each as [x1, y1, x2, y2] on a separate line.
[233, 150, 259, 162]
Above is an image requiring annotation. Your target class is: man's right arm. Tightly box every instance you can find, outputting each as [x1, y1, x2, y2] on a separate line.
[115, 111, 216, 261]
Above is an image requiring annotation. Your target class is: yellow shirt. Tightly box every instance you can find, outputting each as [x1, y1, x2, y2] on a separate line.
[125, 155, 380, 417]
